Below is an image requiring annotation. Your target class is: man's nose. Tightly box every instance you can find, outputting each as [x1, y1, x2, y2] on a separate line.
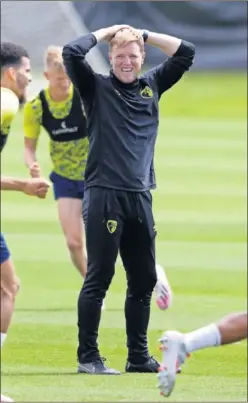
[122, 56, 131, 64]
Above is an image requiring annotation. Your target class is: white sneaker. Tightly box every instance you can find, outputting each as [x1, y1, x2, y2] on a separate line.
[157, 331, 187, 397]
[1, 394, 13, 402]
[154, 264, 172, 310]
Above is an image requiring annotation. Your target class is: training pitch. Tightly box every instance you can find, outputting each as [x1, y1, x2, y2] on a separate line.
[1, 72, 247, 402]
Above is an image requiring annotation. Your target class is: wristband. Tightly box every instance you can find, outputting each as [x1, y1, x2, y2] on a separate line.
[142, 30, 149, 43]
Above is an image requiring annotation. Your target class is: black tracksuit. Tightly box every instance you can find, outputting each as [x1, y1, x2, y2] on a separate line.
[63, 34, 195, 364]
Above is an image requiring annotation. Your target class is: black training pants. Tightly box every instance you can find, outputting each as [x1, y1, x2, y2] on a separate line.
[77, 187, 157, 364]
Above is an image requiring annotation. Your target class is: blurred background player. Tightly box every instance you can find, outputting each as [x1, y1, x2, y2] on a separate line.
[157, 311, 248, 397]
[1, 41, 50, 403]
[23, 46, 89, 280]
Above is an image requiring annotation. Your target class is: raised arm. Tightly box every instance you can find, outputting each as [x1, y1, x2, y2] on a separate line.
[62, 25, 130, 99]
[62, 34, 97, 98]
[144, 32, 195, 96]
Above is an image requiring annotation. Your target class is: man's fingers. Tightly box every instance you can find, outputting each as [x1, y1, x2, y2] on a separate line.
[30, 171, 40, 178]
[33, 179, 51, 187]
[114, 25, 132, 36]
[31, 163, 40, 170]
[30, 164, 41, 178]
[38, 181, 50, 188]
[25, 180, 50, 197]
[36, 187, 50, 198]
[37, 193, 48, 199]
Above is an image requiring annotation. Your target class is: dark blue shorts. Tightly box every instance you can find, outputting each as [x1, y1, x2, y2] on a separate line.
[50, 171, 85, 201]
[0, 233, 10, 264]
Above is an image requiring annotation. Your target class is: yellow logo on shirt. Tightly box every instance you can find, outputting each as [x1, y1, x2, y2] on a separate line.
[140, 86, 153, 99]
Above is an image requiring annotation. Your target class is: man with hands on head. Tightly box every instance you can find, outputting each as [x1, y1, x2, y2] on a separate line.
[62, 25, 195, 375]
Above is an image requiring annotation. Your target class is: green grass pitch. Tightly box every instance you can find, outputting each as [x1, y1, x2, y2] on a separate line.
[1, 72, 247, 401]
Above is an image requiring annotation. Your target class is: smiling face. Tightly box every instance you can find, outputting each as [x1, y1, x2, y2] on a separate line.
[109, 28, 145, 84]
[109, 42, 145, 84]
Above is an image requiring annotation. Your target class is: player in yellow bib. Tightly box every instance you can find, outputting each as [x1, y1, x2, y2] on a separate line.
[24, 46, 89, 279]
[1, 42, 50, 403]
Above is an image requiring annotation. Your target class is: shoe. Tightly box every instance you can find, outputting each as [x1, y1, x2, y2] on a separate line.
[125, 356, 160, 373]
[154, 264, 173, 310]
[157, 331, 187, 397]
[77, 357, 121, 375]
[1, 395, 13, 402]
[176, 362, 182, 374]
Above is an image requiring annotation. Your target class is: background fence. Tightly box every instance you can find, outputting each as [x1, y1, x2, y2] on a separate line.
[1, 1, 247, 71]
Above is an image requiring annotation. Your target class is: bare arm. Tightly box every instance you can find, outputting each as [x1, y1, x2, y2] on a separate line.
[24, 137, 40, 177]
[1, 176, 50, 198]
[1, 176, 28, 192]
[23, 101, 42, 177]
[24, 137, 37, 167]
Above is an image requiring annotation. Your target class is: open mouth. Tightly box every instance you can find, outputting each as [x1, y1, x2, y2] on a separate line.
[121, 68, 133, 72]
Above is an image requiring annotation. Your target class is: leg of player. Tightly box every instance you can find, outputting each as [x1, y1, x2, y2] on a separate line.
[1, 236, 20, 403]
[153, 265, 182, 374]
[57, 198, 87, 278]
[157, 312, 248, 397]
[1, 243, 20, 347]
[1, 258, 20, 340]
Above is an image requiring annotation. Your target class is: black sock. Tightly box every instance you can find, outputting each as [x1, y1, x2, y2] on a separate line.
[125, 292, 152, 364]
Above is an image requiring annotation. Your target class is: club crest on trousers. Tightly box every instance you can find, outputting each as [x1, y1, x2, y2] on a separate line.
[107, 220, 117, 234]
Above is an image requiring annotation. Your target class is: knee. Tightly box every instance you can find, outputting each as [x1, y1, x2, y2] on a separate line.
[15, 276, 21, 294]
[83, 265, 115, 299]
[150, 270, 158, 291]
[2, 276, 20, 300]
[140, 268, 157, 293]
[66, 237, 82, 252]
[129, 269, 157, 296]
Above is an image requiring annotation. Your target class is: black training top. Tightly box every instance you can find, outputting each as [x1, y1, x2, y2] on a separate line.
[62, 34, 195, 191]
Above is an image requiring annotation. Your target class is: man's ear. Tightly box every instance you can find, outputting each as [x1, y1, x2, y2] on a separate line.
[6, 66, 17, 82]
[44, 71, 49, 81]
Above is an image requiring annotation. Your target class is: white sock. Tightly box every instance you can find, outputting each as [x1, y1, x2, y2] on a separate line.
[184, 323, 221, 354]
[155, 264, 167, 283]
[1, 333, 7, 348]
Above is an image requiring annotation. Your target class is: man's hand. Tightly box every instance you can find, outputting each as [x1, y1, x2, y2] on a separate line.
[29, 162, 41, 178]
[114, 27, 142, 40]
[105, 25, 132, 41]
[93, 25, 131, 43]
[22, 178, 50, 199]
[113, 27, 144, 47]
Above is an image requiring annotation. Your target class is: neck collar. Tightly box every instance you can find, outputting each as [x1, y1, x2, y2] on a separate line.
[110, 70, 139, 89]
